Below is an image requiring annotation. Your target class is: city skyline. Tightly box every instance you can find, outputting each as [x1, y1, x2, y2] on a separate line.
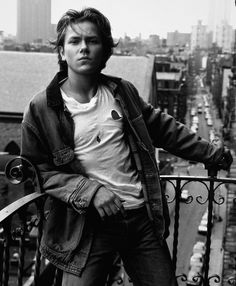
[0, 0, 236, 39]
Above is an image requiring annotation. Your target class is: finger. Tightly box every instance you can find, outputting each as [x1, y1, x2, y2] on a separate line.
[119, 205, 127, 218]
[109, 203, 120, 215]
[103, 205, 113, 217]
[97, 208, 106, 220]
[114, 197, 124, 207]
[113, 198, 127, 217]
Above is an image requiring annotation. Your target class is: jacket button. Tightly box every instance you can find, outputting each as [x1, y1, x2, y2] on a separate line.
[77, 200, 87, 208]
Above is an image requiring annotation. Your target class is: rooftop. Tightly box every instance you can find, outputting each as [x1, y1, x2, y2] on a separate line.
[0, 51, 155, 113]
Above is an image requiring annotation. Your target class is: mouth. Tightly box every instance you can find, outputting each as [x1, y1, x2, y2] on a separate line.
[79, 57, 90, 61]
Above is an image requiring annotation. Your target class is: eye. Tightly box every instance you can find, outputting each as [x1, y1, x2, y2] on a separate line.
[69, 38, 80, 44]
[88, 38, 100, 44]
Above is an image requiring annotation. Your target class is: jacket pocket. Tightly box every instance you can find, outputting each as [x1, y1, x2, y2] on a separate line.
[53, 146, 74, 166]
[43, 200, 85, 252]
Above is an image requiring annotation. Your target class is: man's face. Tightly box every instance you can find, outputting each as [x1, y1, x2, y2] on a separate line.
[60, 21, 104, 76]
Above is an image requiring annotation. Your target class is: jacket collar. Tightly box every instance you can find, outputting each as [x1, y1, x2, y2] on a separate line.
[46, 71, 122, 108]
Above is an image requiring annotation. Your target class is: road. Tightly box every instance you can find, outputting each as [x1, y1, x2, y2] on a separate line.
[166, 88, 224, 285]
[166, 162, 209, 285]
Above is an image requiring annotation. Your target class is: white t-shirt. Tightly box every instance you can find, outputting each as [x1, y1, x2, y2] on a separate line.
[61, 85, 144, 209]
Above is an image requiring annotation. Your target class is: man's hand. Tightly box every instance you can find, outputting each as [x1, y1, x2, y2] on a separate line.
[211, 139, 233, 171]
[217, 147, 233, 171]
[92, 187, 126, 219]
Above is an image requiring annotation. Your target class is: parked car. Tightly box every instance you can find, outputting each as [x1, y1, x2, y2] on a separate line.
[180, 189, 189, 202]
[198, 218, 207, 234]
[193, 241, 206, 255]
[190, 253, 204, 268]
[186, 268, 202, 286]
[198, 210, 214, 235]
[191, 108, 196, 117]
[187, 242, 205, 286]
[209, 129, 215, 141]
[192, 116, 199, 124]
[197, 103, 202, 114]
[207, 118, 213, 126]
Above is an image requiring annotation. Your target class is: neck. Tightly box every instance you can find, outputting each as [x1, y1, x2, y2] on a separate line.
[63, 72, 99, 103]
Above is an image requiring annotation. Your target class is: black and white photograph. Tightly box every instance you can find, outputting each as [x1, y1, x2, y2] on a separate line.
[0, 1, 236, 285]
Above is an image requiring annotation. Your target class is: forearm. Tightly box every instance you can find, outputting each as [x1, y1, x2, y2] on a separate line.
[139, 99, 224, 164]
[39, 166, 103, 214]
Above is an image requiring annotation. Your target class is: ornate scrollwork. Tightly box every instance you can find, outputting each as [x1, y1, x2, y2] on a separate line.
[192, 273, 203, 283]
[165, 179, 177, 203]
[5, 157, 35, 185]
[196, 194, 207, 204]
[214, 194, 225, 205]
[5, 156, 42, 193]
[185, 195, 194, 204]
[212, 182, 226, 205]
[228, 275, 236, 285]
[176, 273, 187, 281]
[208, 274, 221, 284]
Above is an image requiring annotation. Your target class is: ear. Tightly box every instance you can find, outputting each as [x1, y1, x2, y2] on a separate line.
[59, 46, 65, 61]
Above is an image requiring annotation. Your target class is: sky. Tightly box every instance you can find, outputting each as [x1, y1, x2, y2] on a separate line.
[0, 0, 236, 39]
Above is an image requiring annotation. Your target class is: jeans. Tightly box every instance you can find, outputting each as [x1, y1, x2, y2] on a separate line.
[62, 206, 177, 286]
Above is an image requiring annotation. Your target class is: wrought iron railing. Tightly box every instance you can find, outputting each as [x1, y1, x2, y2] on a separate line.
[0, 157, 236, 286]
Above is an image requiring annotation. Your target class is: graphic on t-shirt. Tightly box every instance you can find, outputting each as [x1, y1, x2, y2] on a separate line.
[111, 110, 122, 120]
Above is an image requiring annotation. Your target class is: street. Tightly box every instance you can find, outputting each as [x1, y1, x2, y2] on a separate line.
[167, 162, 210, 285]
[166, 87, 225, 285]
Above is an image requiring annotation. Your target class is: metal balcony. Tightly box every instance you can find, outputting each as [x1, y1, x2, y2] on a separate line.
[0, 156, 236, 286]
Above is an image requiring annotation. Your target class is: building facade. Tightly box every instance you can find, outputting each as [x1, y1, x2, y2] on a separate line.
[155, 56, 187, 123]
[17, 0, 52, 44]
[208, 0, 231, 42]
[191, 20, 212, 51]
[215, 21, 234, 53]
[167, 31, 190, 48]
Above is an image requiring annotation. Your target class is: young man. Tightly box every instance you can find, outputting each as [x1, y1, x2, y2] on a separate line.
[21, 8, 233, 286]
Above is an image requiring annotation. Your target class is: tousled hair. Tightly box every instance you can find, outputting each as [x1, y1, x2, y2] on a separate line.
[51, 7, 118, 72]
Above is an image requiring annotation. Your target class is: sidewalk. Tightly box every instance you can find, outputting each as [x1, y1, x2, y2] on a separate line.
[208, 183, 227, 277]
[209, 152, 236, 283]
[221, 152, 236, 285]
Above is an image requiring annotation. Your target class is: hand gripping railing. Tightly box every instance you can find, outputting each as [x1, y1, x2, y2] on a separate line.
[162, 165, 236, 286]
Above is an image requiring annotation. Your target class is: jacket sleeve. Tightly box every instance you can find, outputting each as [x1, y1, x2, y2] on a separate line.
[20, 105, 103, 215]
[127, 83, 225, 166]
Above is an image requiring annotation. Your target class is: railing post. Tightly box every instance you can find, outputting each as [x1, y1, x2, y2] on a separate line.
[203, 167, 218, 286]
[172, 178, 181, 272]
[17, 208, 27, 286]
[33, 198, 45, 286]
[1, 219, 11, 286]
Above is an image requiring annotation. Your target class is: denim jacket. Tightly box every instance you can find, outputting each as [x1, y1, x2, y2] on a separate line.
[21, 71, 224, 276]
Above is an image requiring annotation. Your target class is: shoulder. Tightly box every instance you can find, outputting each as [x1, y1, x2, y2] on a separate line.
[23, 89, 47, 121]
[100, 73, 139, 96]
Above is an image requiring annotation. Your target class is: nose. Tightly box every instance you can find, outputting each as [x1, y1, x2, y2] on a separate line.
[80, 39, 88, 53]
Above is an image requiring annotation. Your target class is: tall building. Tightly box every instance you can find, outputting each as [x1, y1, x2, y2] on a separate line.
[208, 0, 231, 41]
[190, 20, 210, 51]
[17, 0, 52, 44]
[215, 20, 234, 53]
